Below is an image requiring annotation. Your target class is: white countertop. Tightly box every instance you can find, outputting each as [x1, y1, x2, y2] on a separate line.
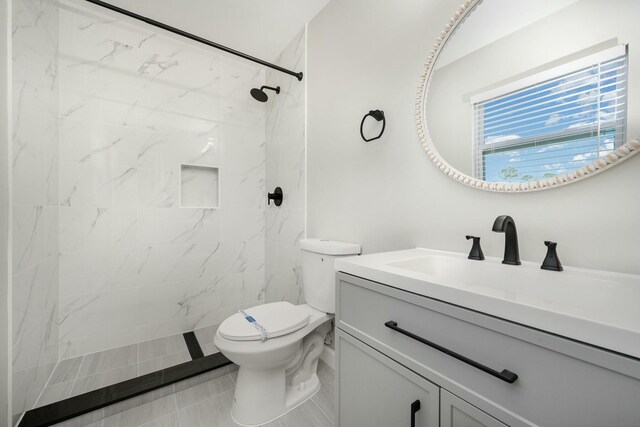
[335, 248, 640, 359]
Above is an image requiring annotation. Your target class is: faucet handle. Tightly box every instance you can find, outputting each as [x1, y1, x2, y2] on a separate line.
[541, 241, 563, 272]
[466, 235, 485, 261]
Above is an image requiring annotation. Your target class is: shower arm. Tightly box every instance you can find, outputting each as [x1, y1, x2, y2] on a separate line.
[83, 0, 304, 81]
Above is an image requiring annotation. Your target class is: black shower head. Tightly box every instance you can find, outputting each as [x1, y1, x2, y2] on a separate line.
[250, 88, 268, 102]
[250, 85, 280, 102]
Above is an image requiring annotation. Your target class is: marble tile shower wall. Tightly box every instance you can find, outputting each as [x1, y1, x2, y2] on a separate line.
[11, 0, 60, 422]
[265, 28, 306, 304]
[56, 2, 266, 359]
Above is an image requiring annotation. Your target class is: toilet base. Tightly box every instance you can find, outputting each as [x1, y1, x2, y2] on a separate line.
[230, 372, 321, 427]
[228, 323, 330, 426]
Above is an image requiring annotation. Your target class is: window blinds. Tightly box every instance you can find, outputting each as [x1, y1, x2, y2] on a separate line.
[472, 45, 628, 183]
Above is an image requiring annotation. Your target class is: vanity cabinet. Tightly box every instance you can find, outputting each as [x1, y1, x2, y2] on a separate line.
[440, 390, 506, 427]
[337, 331, 440, 426]
[335, 272, 640, 427]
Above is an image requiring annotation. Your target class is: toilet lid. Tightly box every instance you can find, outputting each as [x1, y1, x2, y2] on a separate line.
[218, 302, 310, 341]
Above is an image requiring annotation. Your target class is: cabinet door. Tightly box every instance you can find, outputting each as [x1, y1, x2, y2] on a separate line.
[441, 389, 507, 427]
[337, 331, 439, 427]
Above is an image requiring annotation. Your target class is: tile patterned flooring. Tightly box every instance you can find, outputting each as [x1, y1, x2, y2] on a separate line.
[36, 332, 198, 408]
[194, 325, 219, 357]
[34, 324, 334, 426]
[51, 360, 335, 427]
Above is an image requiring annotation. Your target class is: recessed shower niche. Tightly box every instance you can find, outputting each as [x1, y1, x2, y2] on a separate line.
[180, 164, 220, 208]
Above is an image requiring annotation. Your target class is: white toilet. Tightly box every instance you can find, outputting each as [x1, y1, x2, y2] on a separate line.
[214, 238, 361, 426]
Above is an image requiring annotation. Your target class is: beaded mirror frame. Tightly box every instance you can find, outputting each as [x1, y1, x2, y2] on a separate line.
[415, 0, 640, 192]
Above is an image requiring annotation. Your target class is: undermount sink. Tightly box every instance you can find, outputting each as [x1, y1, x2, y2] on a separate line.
[335, 248, 640, 358]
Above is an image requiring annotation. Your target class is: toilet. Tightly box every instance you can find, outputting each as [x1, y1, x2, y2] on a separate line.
[214, 238, 361, 426]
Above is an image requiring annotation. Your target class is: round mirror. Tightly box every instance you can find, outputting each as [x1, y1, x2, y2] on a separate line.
[418, 0, 640, 192]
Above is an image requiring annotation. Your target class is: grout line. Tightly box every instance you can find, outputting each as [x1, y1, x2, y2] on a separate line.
[73, 342, 140, 381]
[59, 340, 137, 365]
[309, 393, 333, 424]
[173, 394, 183, 427]
[174, 369, 237, 410]
[69, 355, 86, 396]
[33, 355, 63, 409]
[74, 355, 87, 380]
[132, 392, 181, 427]
[172, 385, 233, 415]
[310, 371, 335, 424]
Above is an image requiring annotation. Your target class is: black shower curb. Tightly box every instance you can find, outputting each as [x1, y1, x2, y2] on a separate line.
[19, 338, 231, 427]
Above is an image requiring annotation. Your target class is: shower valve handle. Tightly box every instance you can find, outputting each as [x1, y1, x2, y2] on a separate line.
[268, 187, 283, 207]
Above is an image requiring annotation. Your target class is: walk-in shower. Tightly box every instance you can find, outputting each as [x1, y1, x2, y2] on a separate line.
[9, 0, 307, 424]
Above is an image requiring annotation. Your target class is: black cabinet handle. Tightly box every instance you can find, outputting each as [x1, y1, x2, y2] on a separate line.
[385, 321, 518, 384]
[410, 399, 421, 427]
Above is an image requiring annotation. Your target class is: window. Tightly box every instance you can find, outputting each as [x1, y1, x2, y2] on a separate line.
[472, 45, 628, 183]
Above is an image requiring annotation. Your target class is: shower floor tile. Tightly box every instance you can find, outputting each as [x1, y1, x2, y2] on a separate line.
[194, 324, 218, 353]
[47, 357, 83, 386]
[35, 381, 75, 407]
[139, 334, 188, 362]
[201, 342, 219, 356]
[77, 344, 138, 378]
[138, 351, 192, 376]
[35, 327, 220, 410]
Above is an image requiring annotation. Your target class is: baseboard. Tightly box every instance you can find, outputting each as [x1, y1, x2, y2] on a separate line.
[319, 345, 335, 369]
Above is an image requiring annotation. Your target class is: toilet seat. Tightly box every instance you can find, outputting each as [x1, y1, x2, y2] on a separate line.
[218, 301, 310, 341]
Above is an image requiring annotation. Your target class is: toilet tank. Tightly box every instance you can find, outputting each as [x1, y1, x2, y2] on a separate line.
[299, 239, 361, 314]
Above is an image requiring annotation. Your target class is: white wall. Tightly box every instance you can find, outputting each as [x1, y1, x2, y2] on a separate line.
[435, 0, 581, 69]
[307, 0, 640, 275]
[1, 0, 11, 423]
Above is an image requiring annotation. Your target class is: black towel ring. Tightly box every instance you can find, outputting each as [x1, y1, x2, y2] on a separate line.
[360, 110, 386, 142]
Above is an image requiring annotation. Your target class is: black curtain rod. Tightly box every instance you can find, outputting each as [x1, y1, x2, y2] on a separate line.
[84, 0, 304, 81]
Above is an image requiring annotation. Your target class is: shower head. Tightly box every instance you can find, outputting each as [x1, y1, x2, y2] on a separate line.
[250, 85, 280, 102]
[250, 88, 268, 102]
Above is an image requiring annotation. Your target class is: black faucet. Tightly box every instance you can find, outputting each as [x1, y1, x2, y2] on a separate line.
[492, 215, 521, 265]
